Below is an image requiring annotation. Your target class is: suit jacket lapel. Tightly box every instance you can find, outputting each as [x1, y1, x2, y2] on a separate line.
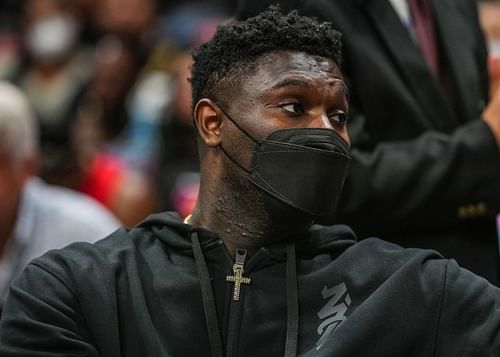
[363, 0, 456, 131]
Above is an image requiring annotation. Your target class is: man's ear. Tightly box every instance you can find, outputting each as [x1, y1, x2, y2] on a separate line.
[193, 99, 223, 147]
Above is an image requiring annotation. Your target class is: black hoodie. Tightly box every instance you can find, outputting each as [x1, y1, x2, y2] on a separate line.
[0, 212, 499, 356]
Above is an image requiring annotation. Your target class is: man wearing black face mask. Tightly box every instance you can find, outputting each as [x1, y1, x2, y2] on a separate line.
[4, 6, 500, 356]
[200, 101, 351, 245]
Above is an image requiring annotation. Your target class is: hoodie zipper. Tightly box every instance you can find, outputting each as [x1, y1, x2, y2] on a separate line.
[224, 246, 299, 357]
[225, 249, 249, 357]
[226, 249, 251, 301]
[191, 229, 300, 357]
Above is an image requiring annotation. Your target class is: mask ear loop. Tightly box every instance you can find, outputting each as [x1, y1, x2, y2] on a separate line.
[212, 99, 260, 174]
[214, 100, 260, 145]
[219, 144, 251, 174]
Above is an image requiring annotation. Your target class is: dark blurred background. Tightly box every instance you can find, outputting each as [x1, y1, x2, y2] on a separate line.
[0, 0, 244, 226]
[0, 0, 499, 228]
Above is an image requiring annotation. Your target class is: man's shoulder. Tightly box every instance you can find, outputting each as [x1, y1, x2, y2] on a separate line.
[310, 224, 443, 262]
[338, 235, 449, 284]
[27, 225, 154, 282]
[352, 236, 446, 266]
[307, 224, 448, 281]
[24, 178, 120, 240]
[354, 236, 443, 256]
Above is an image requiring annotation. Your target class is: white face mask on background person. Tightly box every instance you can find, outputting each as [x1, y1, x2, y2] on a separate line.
[489, 39, 500, 58]
[25, 15, 79, 64]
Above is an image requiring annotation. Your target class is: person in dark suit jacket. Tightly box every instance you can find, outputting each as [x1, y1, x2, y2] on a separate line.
[237, 0, 500, 284]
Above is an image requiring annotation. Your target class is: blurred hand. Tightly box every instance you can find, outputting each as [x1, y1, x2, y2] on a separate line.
[483, 57, 500, 147]
[489, 55, 500, 97]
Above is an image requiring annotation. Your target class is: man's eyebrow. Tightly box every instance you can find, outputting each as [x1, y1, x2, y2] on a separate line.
[339, 82, 350, 99]
[269, 78, 316, 90]
[268, 77, 350, 98]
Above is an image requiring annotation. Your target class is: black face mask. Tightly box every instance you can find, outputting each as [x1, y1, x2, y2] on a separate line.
[217, 103, 352, 223]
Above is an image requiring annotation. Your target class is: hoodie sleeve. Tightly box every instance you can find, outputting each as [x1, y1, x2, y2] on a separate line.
[0, 262, 100, 357]
[434, 259, 500, 356]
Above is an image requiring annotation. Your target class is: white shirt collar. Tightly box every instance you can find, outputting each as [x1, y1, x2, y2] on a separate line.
[388, 0, 412, 29]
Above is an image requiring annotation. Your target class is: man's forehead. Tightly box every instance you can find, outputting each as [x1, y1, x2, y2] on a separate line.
[238, 50, 346, 97]
[256, 50, 342, 78]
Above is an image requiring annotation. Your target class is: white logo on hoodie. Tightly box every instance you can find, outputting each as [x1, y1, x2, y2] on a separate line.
[315, 282, 351, 350]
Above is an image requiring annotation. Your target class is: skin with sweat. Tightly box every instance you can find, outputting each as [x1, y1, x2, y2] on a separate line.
[191, 50, 349, 258]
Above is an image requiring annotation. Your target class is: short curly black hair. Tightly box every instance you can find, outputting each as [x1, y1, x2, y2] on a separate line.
[190, 5, 342, 108]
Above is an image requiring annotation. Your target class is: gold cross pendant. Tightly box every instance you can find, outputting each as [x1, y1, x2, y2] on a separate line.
[226, 265, 251, 301]
[226, 249, 251, 301]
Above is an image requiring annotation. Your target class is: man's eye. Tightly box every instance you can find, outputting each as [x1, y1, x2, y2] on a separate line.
[329, 111, 348, 125]
[280, 103, 304, 115]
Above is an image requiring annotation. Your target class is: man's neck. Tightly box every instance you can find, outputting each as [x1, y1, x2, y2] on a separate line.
[190, 176, 309, 258]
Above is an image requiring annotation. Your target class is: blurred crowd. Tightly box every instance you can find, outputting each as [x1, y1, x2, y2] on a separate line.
[1, 0, 500, 287]
[1, 0, 499, 228]
[0, 0, 237, 227]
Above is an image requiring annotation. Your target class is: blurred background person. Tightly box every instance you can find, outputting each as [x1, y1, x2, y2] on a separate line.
[71, 37, 158, 227]
[0, 81, 120, 312]
[0, 0, 21, 82]
[0, 0, 232, 228]
[238, 0, 500, 284]
[16, 0, 92, 178]
[155, 3, 228, 216]
[157, 53, 200, 218]
[58, 1, 228, 225]
[91, 0, 156, 46]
